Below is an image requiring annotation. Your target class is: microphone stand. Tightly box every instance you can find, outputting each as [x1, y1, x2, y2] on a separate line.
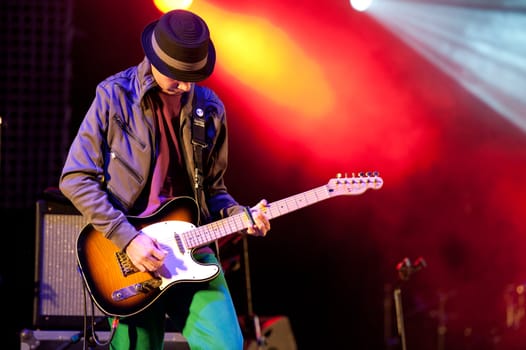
[0, 116, 3, 169]
[241, 234, 265, 349]
[393, 285, 407, 350]
[393, 257, 427, 350]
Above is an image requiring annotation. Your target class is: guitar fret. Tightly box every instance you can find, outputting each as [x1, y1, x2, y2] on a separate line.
[232, 214, 246, 232]
[268, 186, 330, 219]
[204, 222, 218, 243]
[194, 228, 205, 245]
[182, 213, 248, 248]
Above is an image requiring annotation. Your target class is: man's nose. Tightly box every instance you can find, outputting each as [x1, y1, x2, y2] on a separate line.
[177, 81, 192, 91]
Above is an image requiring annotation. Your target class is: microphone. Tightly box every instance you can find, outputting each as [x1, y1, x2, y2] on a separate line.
[396, 256, 427, 281]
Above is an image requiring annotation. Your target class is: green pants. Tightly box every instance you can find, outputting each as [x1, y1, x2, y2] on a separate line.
[108, 252, 243, 350]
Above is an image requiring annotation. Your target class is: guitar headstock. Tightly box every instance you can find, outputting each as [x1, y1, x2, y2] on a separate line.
[327, 171, 383, 196]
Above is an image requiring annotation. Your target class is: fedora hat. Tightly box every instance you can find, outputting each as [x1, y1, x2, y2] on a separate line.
[141, 9, 216, 82]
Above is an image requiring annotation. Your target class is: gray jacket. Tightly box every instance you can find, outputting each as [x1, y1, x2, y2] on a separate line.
[59, 57, 243, 250]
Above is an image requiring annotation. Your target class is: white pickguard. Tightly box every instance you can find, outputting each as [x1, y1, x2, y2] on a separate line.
[141, 220, 220, 290]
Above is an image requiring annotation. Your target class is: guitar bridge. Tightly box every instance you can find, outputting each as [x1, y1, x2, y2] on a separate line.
[112, 278, 162, 302]
[116, 251, 139, 276]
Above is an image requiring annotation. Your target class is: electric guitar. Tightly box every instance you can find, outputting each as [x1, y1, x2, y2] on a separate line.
[76, 172, 383, 317]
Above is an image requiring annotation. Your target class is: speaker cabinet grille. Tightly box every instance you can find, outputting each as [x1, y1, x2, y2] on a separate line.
[33, 199, 106, 329]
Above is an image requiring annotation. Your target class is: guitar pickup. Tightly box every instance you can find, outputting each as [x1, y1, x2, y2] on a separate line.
[112, 278, 162, 302]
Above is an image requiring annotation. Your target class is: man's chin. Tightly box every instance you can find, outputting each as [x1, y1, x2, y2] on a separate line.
[162, 89, 184, 95]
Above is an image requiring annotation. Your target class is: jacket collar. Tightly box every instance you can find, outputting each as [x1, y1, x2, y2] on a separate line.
[137, 57, 156, 102]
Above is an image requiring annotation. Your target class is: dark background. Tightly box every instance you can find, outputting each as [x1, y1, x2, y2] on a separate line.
[3, 0, 526, 349]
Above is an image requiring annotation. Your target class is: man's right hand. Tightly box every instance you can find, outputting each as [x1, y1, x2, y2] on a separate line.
[125, 233, 167, 272]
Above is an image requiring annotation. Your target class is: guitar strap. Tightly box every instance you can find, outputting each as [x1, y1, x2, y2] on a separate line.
[191, 99, 207, 201]
[191, 94, 223, 258]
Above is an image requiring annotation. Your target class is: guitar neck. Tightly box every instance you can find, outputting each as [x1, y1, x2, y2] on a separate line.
[182, 173, 383, 249]
[264, 184, 332, 220]
[183, 184, 331, 249]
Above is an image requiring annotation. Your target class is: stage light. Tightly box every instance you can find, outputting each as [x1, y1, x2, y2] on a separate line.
[350, 0, 374, 12]
[153, 0, 193, 12]
[187, 1, 335, 120]
[363, 0, 526, 133]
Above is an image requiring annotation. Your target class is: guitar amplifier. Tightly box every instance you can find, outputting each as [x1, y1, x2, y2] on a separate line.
[244, 315, 297, 350]
[33, 198, 106, 329]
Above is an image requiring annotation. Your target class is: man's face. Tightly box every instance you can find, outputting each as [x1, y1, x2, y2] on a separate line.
[151, 65, 193, 95]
